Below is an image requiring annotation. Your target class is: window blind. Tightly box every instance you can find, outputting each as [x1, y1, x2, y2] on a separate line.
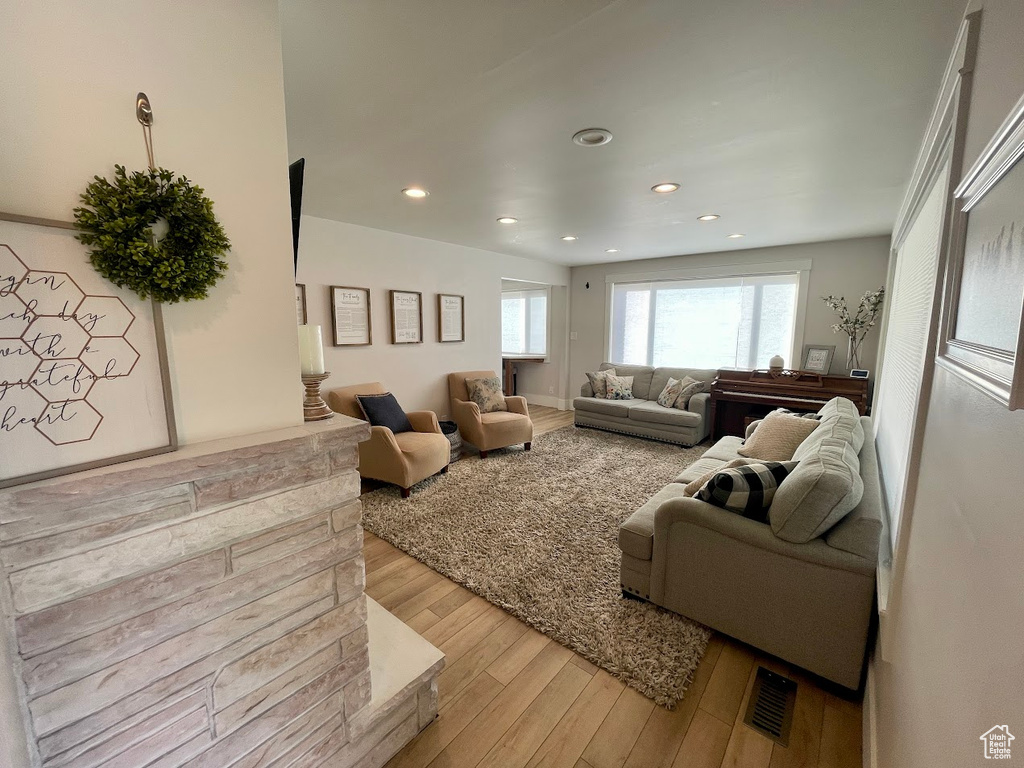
[609, 274, 799, 369]
[873, 162, 950, 547]
[501, 289, 548, 356]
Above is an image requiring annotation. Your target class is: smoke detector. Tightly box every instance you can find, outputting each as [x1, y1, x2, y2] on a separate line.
[572, 128, 613, 147]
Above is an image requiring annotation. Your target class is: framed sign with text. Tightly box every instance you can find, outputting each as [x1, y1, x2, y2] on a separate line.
[331, 285, 372, 346]
[437, 293, 465, 343]
[0, 214, 177, 488]
[389, 289, 422, 344]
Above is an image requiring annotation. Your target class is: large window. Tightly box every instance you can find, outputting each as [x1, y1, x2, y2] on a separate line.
[609, 274, 799, 369]
[502, 288, 548, 356]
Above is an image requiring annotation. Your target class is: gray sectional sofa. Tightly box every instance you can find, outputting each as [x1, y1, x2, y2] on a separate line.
[618, 397, 881, 689]
[573, 363, 717, 447]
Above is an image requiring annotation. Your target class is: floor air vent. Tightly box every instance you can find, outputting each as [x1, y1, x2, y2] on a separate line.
[742, 666, 797, 746]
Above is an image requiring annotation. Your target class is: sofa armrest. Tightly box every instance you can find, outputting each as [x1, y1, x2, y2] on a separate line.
[505, 396, 529, 416]
[580, 382, 594, 398]
[452, 398, 480, 422]
[407, 410, 441, 434]
[653, 497, 875, 576]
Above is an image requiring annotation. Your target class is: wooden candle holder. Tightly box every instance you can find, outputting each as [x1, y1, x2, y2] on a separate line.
[301, 372, 334, 421]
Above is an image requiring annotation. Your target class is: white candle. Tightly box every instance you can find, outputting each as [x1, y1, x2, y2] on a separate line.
[298, 324, 326, 375]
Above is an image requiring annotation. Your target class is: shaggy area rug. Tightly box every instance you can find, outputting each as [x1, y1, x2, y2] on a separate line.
[361, 425, 713, 707]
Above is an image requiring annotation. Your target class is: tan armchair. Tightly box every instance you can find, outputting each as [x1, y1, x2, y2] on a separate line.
[326, 383, 450, 498]
[447, 370, 534, 458]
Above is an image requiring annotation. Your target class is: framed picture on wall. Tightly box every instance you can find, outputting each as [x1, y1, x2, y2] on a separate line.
[294, 283, 307, 324]
[330, 285, 371, 346]
[0, 213, 178, 488]
[802, 344, 835, 373]
[437, 293, 465, 342]
[389, 290, 422, 344]
[938, 91, 1024, 410]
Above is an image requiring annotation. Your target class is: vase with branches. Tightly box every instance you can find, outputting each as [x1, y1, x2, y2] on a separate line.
[822, 287, 885, 370]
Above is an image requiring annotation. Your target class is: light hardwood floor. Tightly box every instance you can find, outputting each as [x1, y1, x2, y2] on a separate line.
[365, 405, 862, 768]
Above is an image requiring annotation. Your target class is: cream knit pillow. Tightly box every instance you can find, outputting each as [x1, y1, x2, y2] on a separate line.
[738, 409, 820, 462]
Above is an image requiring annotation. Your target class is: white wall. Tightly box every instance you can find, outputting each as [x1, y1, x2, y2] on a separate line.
[296, 216, 571, 415]
[568, 236, 890, 395]
[0, 2, 301, 763]
[0, 0, 302, 447]
[870, 2, 1024, 766]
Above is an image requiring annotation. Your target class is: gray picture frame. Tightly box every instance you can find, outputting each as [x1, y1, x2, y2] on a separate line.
[801, 344, 836, 374]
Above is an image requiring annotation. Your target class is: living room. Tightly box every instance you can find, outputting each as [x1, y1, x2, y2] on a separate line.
[1, 2, 1022, 768]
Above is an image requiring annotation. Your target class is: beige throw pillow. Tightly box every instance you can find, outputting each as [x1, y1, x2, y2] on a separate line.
[657, 377, 685, 407]
[673, 376, 706, 410]
[586, 368, 616, 399]
[737, 409, 820, 462]
[465, 376, 507, 413]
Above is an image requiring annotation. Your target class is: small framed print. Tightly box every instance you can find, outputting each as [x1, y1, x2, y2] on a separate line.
[850, 369, 870, 379]
[802, 344, 835, 373]
[389, 290, 422, 344]
[331, 286, 371, 346]
[437, 293, 465, 343]
[295, 284, 307, 325]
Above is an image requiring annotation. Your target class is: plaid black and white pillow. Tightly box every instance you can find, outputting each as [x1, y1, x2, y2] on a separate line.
[696, 461, 798, 521]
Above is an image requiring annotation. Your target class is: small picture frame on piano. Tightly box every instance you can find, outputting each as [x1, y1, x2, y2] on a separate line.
[850, 369, 870, 379]
[801, 344, 835, 374]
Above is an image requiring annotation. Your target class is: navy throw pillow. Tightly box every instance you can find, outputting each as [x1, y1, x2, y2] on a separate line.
[356, 393, 413, 434]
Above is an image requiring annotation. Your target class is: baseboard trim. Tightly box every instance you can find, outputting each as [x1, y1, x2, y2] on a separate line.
[864, 655, 879, 768]
[521, 393, 570, 410]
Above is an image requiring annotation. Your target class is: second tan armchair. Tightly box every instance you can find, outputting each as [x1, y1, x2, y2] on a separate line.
[326, 382, 450, 497]
[447, 370, 534, 458]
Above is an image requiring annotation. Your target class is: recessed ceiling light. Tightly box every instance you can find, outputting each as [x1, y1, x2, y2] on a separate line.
[605, 248, 620, 253]
[727, 233, 745, 239]
[561, 235, 578, 241]
[572, 128, 613, 147]
[497, 217, 518, 224]
[652, 183, 680, 194]
[697, 214, 720, 221]
[402, 187, 428, 198]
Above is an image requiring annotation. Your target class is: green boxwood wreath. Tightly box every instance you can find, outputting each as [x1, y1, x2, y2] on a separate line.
[74, 165, 230, 303]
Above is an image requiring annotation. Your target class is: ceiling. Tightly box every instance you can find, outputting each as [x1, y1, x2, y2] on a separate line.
[281, 0, 963, 266]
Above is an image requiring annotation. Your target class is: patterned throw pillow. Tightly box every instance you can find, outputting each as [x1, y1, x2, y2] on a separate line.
[738, 409, 819, 461]
[672, 376, 706, 410]
[657, 377, 685, 407]
[586, 369, 616, 399]
[696, 461, 798, 521]
[465, 376, 508, 413]
[605, 374, 634, 400]
[682, 458, 759, 496]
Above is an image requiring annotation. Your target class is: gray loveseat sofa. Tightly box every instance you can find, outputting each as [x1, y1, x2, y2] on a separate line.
[573, 363, 716, 447]
[618, 397, 881, 689]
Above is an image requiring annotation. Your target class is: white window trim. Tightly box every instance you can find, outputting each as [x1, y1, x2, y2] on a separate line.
[873, 10, 979, 660]
[603, 260, 810, 369]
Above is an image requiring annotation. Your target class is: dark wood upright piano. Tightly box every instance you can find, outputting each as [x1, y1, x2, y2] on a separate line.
[709, 368, 869, 440]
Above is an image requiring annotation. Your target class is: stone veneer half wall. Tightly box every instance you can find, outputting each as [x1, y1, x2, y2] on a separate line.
[0, 415, 438, 768]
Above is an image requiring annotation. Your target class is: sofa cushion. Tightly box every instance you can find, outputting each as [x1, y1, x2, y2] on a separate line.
[738, 410, 820, 462]
[703, 436, 746, 462]
[606, 374, 635, 400]
[619, 482, 690, 560]
[650, 367, 716, 401]
[599, 362, 654, 400]
[674, 456, 728, 484]
[573, 396, 636, 418]
[586, 369, 616, 399]
[793, 397, 864, 461]
[465, 376, 507, 413]
[356, 393, 413, 434]
[826, 416, 882, 560]
[697, 461, 798, 521]
[627, 400, 702, 428]
[770, 437, 865, 543]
